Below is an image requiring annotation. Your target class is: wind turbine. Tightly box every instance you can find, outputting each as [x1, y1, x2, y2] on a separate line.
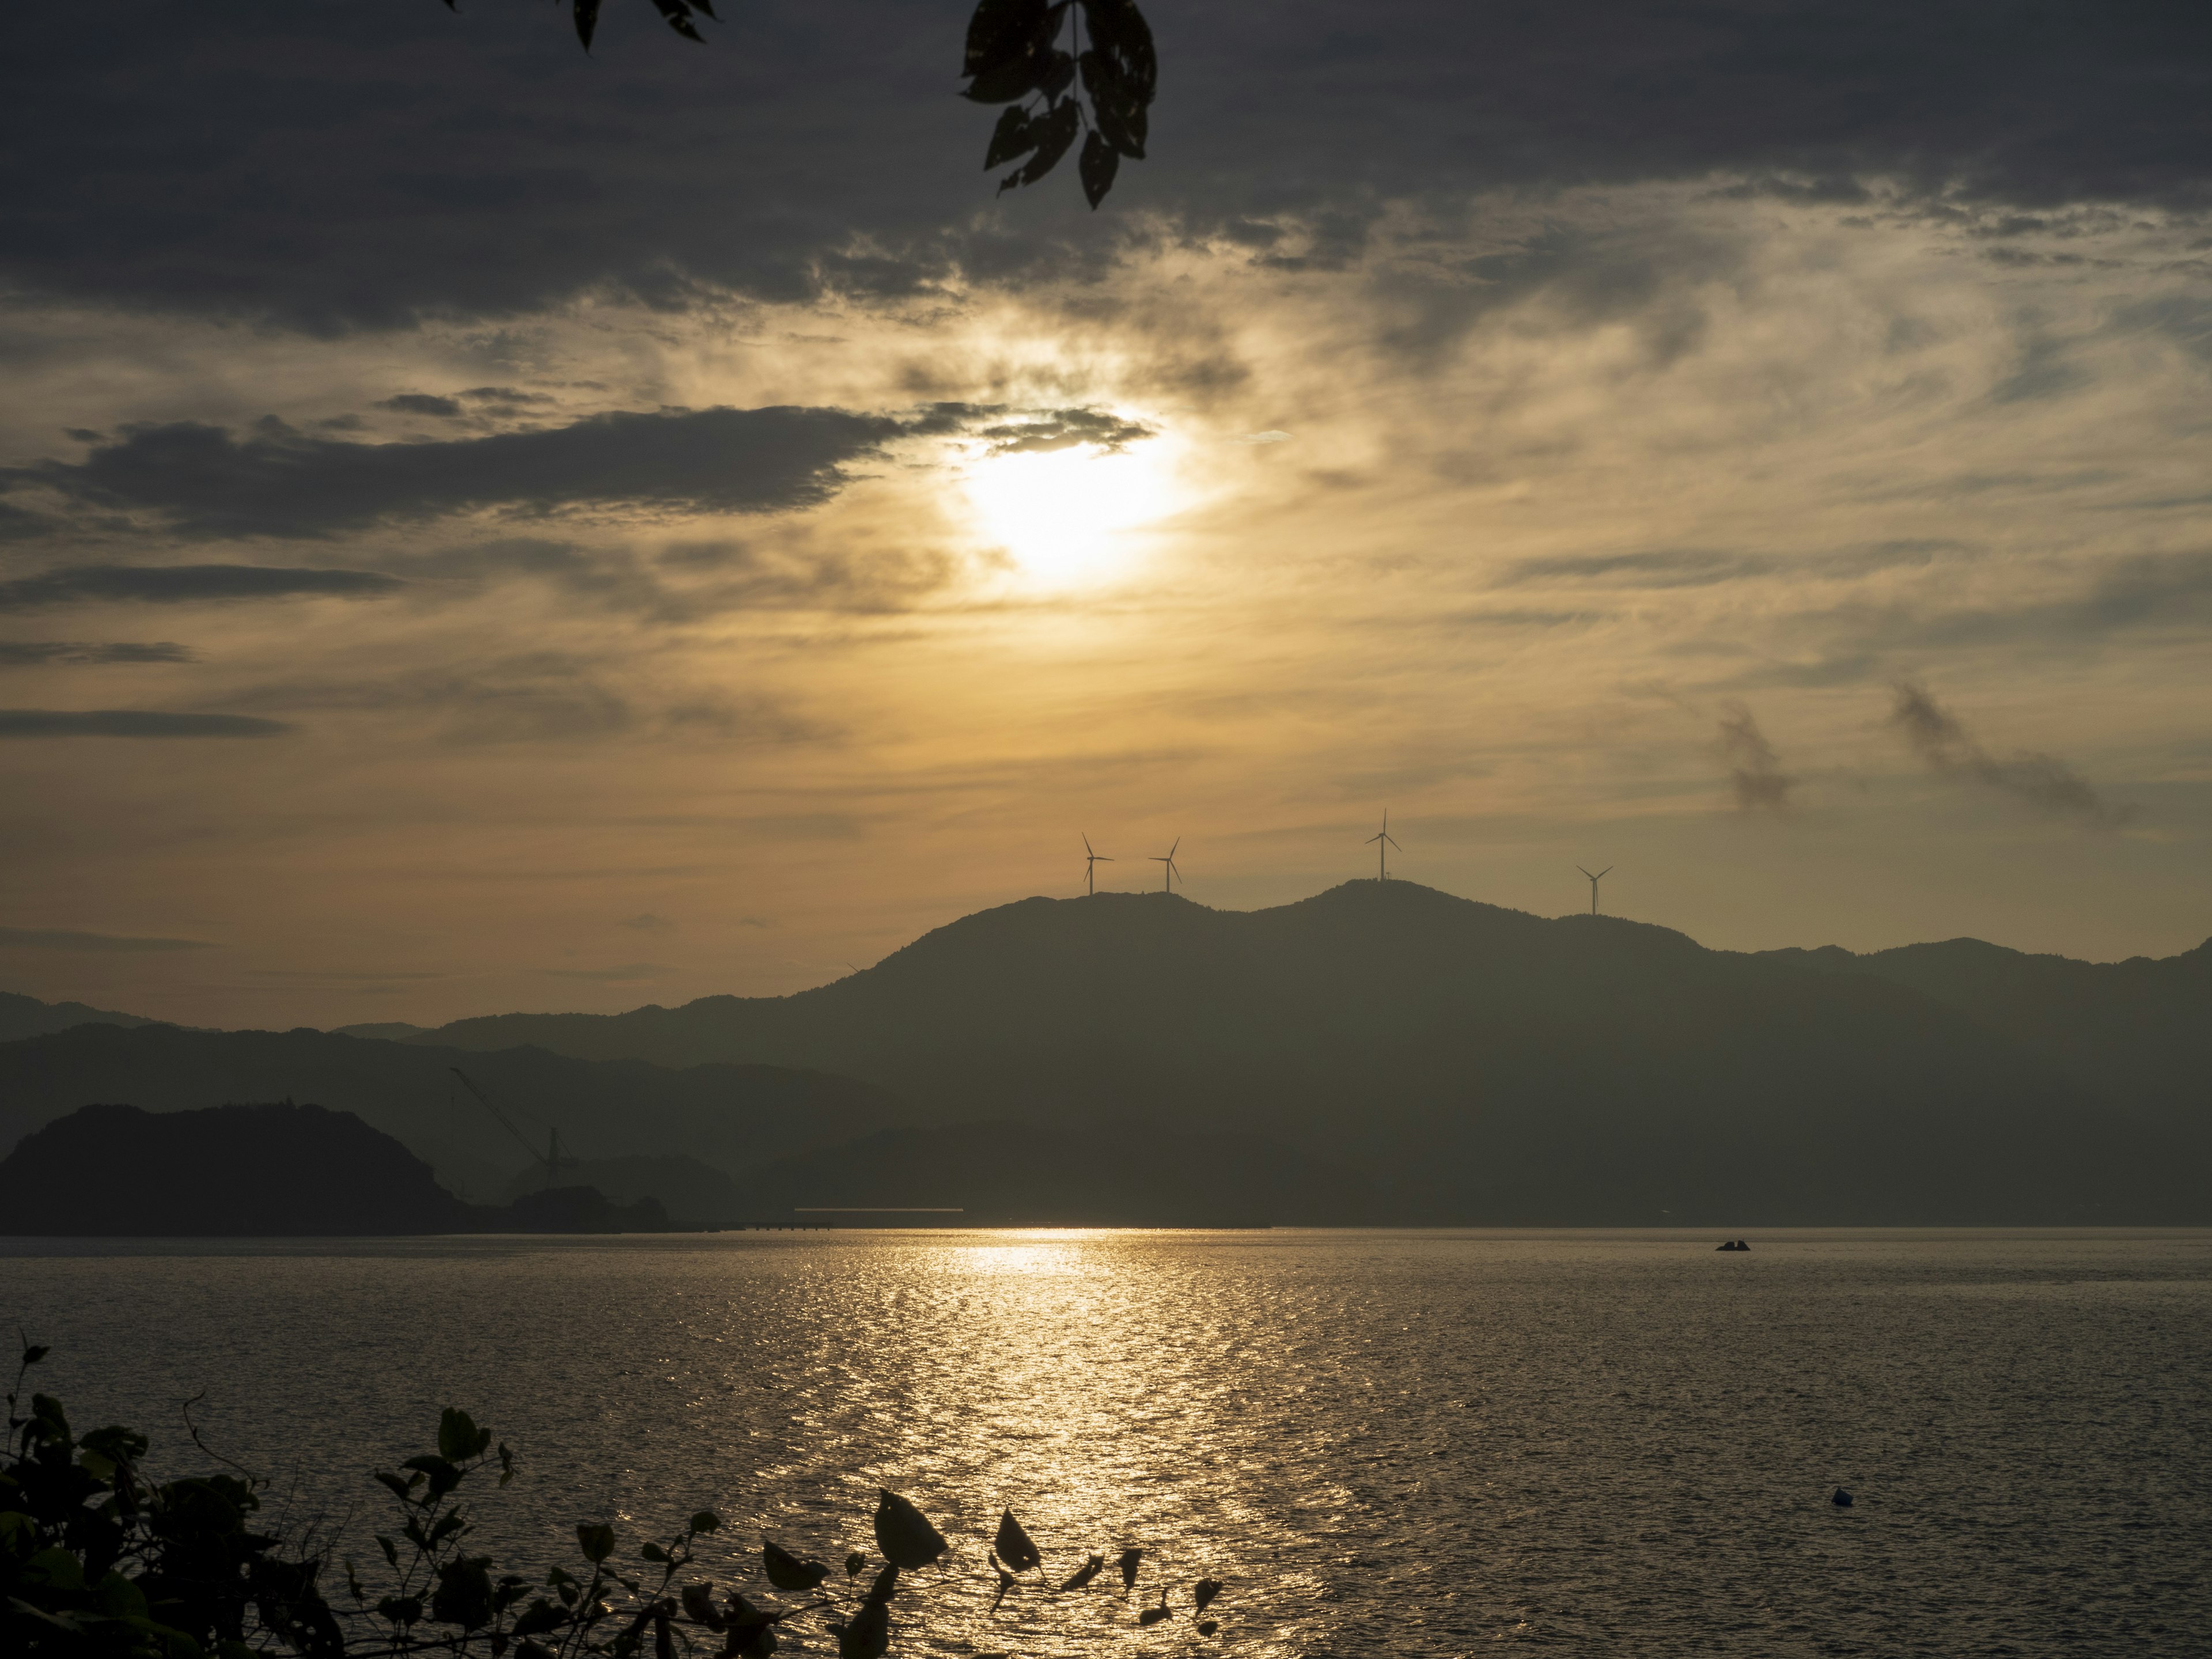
[1082, 834, 1114, 896]
[1577, 864, 1613, 915]
[1148, 836, 1183, 892]
[1367, 809, 1401, 881]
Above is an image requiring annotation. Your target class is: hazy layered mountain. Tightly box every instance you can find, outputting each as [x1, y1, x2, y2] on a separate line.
[1754, 937, 2212, 1128]
[417, 882, 2211, 1224]
[0, 990, 165, 1043]
[0, 1024, 898, 1203]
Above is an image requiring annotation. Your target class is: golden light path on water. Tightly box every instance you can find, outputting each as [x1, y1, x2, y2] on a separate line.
[9, 1229, 2212, 1656]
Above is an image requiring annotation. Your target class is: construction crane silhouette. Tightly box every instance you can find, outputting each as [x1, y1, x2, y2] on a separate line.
[449, 1066, 578, 1189]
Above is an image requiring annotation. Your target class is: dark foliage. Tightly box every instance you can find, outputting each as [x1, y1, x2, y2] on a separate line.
[434, 0, 1154, 205]
[964, 1, 1156, 206]
[2, 1346, 1232, 1657]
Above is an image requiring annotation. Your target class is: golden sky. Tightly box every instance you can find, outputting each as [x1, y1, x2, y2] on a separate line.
[4, 3, 2209, 1027]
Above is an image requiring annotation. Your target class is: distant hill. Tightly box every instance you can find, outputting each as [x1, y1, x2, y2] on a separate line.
[414, 882, 2212, 1225]
[0, 1101, 471, 1235]
[330, 1021, 433, 1041]
[0, 1102, 691, 1236]
[1753, 936, 2212, 1130]
[0, 990, 165, 1043]
[0, 1024, 900, 1203]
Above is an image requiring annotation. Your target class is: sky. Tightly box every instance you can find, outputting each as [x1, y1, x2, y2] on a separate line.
[3, 0, 2210, 1029]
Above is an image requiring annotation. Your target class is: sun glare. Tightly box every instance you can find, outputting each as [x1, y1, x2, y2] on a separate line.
[961, 440, 1176, 586]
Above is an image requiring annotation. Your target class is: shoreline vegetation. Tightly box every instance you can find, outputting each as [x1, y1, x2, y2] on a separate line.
[1, 1343, 1227, 1658]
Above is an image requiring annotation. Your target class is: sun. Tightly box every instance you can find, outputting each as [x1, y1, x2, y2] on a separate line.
[961, 438, 1176, 586]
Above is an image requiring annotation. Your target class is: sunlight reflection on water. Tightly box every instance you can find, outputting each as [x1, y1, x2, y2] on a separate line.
[7, 1229, 2210, 1656]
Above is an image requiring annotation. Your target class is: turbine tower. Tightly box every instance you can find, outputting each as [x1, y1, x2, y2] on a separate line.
[1578, 864, 1613, 915]
[1148, 836, 1183, 892]
[1082, 834, 1113, 896]
[1367, 809, 1401, 881]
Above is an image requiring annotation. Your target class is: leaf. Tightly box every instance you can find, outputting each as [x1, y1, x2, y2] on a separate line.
[1197, 1618, 1219, 1635]
[512, 1599, 566, 1638]
[1117, 1547, 1143, 1591]
[1078, 130, 1119, 207]
[646, 0, 706, 43]
[1006, 97, 1081, 190]
[762, 1539, 828, 1591]
[993, 1509, 1041, 1574]
[1078, 0, 1156, 100]
[1080, 51, 1149, 157]
[641, 1542, 671, 1564]
[964, 0, 1051, 77]
[836, 1599, 889, 1659]
[438, 1408, 491, 1463]
[688, 1510, 720, 1534]
[864, 1562, 899, 1607]
[679, 1584, 723, 1629]
[843, 1552, 868, 1578]
[991, 1567, 1016, 1611]
[21, 1344, 48, 1366]
[1058, 1554, 1104, 1592]
[1194, 1577, 1224, 1613]
[984, 107, 1039, 172]
[871, 1489, 946, 1570]
[572, 0, 603, 50]
[577, 1522, 617, 1565]
[376, 1535, 400, 1570]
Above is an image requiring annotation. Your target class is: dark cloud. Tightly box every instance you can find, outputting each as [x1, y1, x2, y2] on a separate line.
[3, 3, 2206, 328]
[620, 914, 677, 932]
[0, 709, 292, 738]
[0, 641, 196, 665]
[1717, 703, 1796, 812]
[14, 406, 921, 539]
[978, 408, 1155, 455]
[0, 564, 401, 609]
[1887, 681, 2132, 826]
[377, 393, 464, 418]
[0, 926, 215, 952]
[1499, 541, 1953, 590]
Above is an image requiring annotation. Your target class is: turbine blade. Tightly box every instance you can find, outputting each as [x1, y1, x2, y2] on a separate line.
[1598, 866, 1613, 878]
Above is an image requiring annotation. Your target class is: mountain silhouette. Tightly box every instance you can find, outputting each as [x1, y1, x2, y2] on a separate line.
[0, 990, 166, 1043]
[0, 1023, 898, 1205]
[0, 1101, 471, 1235]
[411, 882, 2211, 1224]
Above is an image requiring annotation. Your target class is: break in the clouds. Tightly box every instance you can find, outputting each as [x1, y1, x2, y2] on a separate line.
[1888, 683, 2133, 827]
[0, 709, 291, 738]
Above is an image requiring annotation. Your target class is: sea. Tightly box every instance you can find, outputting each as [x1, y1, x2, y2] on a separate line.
[5, 1229, 2208, 1657]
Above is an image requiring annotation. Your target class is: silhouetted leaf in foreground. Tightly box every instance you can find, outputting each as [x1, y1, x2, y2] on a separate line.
[833, 1597, 890, 1659]
[763, 1538, 830, 1591]
[965, 0, 1155, 205]
[865, 1563, 900, 1606]
[1117, 1547, 1143, 1592]
[1194, 1577, 1224, 1613]
[1138, 1588, 1172, 1626]
[1197, 1618, 1219, 1635]
[992, 1566, 1017, 1611]
[873, 1490, 947, 1569]
[994, 1509, 1043, 1574]
[844, 1551, 868, 1579]
[1058, 1553, 1105, 1592]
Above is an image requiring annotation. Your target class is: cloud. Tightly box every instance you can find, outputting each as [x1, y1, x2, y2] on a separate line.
[15, 406, 920, 539]
[0, 926, 215, 952]
[1716, 703, 1796, 812]
[977, 408, 1154, 456]
[6, 3, 2207, 329]
[377, 393, 464, 418]
[0, 565, 400, 609]
[0, 709, 293, 738]
[619, 913, 677, 931]
[1887, 681, 2132, 827]
[541, 963, 664, 981]
[0, 641, 196, 665]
